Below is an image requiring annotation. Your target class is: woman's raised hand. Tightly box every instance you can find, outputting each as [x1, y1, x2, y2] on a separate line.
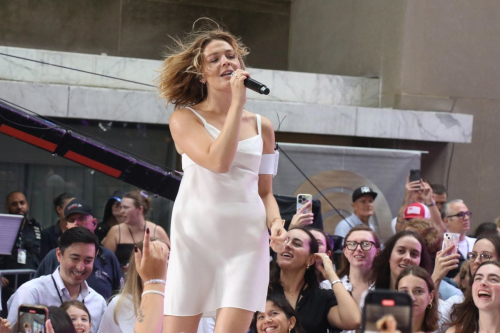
[314, 253, 337, 281]
[134, 228, 170, 282]
[432, 245, 460, 283]
[290, 201, 314, 228]
[230, 69, 250, 108]
[270, 222, 288, 254]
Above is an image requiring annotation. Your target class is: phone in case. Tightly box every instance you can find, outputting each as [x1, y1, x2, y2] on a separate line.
[442, 232, 460, 256]
[18, 304, 48, 333]
[296, 194, 313, 214]
[361, 290, 412, 333]
[409, 169, 421, 183]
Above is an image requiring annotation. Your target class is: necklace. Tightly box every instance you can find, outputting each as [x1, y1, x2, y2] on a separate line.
[128, 222, 146, 245]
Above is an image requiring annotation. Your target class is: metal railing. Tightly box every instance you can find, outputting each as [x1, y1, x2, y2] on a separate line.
[0, 269, 36, 311]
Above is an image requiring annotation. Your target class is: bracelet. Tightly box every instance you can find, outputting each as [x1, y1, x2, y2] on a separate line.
[144, 279, 166, 285]
[142, 290, 165, 297]
[269, 218, 285, 228]
[330, 279, 342, 288]
[426, 201, 436, 207]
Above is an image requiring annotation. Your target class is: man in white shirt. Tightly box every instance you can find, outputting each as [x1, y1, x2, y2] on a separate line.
[443, 199, 475, 259]
[6, 227, 106, 333]
[334, 186, 377, 239]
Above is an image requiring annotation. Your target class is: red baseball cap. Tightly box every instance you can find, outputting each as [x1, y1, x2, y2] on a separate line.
[404, 203, 431, 219]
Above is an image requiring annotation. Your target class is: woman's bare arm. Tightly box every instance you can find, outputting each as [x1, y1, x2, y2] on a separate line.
[133, 229, 169, 333]
[170, 70, 249, 173]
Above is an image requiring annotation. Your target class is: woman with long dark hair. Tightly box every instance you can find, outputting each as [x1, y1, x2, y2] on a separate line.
[269, 227, 360, 332]
[251, 293, 305, 333]
[446, 261, 500, 333]
[369, 231, 433, 290]
[95, 190, 125, 243]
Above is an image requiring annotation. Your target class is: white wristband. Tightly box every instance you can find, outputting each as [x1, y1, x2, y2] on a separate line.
[142, 290, 165, 297]
[144, 279, 166, 285]
[330, 279, 342, 288]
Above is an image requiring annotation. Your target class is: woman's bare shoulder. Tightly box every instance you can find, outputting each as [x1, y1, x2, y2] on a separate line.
[445, 325, 457, 333]
[169, 107, 206, 129]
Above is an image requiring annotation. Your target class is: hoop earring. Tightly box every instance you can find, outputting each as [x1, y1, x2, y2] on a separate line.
[427, 302, 433, 309]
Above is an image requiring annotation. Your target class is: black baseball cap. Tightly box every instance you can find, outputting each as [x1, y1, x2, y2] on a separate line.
[64, 198, 94, 218]
[352, 186, 378, 202]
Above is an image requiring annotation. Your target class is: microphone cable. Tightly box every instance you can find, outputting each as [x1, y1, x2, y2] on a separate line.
[274, 114, 346, 220]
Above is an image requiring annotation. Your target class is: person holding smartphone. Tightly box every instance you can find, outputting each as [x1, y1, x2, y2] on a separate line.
[394, 175, 446, 234]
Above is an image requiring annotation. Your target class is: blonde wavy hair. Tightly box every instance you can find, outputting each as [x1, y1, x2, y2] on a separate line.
[113, 237, 168, 324]
[156, 19, 249, 109]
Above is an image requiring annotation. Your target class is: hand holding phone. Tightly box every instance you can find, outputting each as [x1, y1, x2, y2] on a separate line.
[409, 169, 421, 183]
[362, 290, 412, 333]
[433, 246, 460, 282]
[18, 304, 48, 333]
[442, 233, 460, 256]
[296, 194, 313, 214]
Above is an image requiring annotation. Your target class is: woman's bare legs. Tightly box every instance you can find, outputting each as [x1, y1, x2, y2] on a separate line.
[214, 308, 254, 333]
[163, 314, 203, 333]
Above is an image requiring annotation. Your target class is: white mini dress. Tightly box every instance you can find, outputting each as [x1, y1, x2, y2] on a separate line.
[164, 107, 269, 316]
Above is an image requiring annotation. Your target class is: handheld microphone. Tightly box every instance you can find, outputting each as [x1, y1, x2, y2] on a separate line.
[231, 72, 270, 95]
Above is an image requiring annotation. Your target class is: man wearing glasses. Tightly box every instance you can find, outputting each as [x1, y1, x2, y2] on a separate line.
[443, 199, 475, 258]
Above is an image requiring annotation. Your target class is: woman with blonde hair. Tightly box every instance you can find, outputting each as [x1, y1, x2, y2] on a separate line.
[157, 21, 287, 333]
[98, 237, 169, 333]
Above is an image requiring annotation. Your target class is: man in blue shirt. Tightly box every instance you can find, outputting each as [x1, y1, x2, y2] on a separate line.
[334, 186, 377, 240]
[35, 198, 123, 300]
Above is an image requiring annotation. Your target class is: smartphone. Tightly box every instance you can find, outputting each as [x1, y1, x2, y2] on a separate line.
[361, 290, 412, 333]
[296, 194, 313, 214]
[409, 169, 421, 183]
[442, 232, 460, 256]
[18, 304, 48, 333]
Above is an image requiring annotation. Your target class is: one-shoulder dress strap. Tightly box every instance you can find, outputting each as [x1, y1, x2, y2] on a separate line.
[256, 114, 262, 136]
[185, 106, 208, 127]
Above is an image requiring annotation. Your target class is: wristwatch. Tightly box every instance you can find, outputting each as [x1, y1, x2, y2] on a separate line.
[426, 201, 436, 207]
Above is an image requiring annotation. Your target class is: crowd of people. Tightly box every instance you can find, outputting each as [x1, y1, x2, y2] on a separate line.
[2, 23, 500, 333]
[1, 179, 500, 333]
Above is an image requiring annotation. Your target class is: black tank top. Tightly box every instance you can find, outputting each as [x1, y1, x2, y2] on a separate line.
[115, 224, 157, 267]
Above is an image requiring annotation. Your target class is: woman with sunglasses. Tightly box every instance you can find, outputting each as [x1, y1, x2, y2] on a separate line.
[336, 225, 380, 305]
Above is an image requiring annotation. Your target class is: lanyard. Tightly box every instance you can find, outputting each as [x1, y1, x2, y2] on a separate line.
[51, 275, 85, 305]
